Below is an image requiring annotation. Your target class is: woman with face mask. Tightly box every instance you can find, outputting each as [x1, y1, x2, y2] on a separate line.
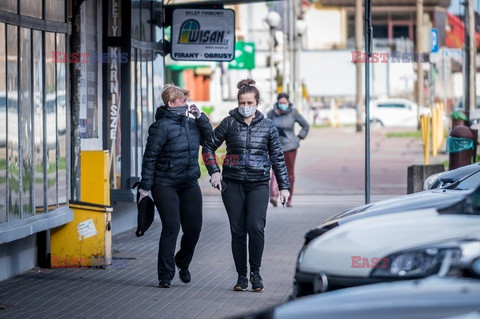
[138, 84, 213, 288]
[202, 78, 290, 292]
[266, 93, 310, 208]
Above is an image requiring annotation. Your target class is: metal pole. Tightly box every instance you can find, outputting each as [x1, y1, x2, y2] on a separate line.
[355, 0, 363, 133]
[270, 27, 275, 108]
[365, 0, 372, 204]
[463, 0, 476, 118]
[282, 0, 288, 92]
[416, 0, 424, 124]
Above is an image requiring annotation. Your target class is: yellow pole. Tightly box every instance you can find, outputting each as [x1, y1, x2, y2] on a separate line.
[432, 106, 438, 156]
[420, 114, 430, 165]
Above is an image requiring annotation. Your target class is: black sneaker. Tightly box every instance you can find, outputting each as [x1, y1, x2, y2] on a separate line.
[233, 275, 248, 291]
[250, 272, 264, 292]
[159, 279, 171, 288]
[178, 268, 191, 283]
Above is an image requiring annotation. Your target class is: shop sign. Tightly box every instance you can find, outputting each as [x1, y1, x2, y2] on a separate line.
[171, 8, 235, 62]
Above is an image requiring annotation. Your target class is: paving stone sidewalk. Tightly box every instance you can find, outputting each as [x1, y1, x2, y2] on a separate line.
[0, 195, 370, 319]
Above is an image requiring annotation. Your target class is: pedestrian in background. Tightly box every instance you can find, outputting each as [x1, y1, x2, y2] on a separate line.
[202, 78, 290, 292]
[138, 84, 213, 288]
[267, 93, 309, 208]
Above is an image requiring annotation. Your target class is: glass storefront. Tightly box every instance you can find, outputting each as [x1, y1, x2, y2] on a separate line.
[0, 1, 69, 223]
[107, 0, 165, 201]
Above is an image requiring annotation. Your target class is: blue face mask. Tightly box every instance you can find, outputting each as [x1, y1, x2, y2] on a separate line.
[278, 103, 289, 111]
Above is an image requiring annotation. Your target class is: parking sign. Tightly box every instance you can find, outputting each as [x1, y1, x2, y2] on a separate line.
[431, 28, 439, 53]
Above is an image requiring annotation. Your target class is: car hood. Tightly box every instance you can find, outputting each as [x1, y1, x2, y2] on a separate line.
[272, 277, 480, 319]
[300, 209, 480, 276]
[322, 188, 472, 225]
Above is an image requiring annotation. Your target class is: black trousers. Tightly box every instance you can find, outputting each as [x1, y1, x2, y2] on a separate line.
[221, 179, 269, 276]
[152, 183, 203, 281]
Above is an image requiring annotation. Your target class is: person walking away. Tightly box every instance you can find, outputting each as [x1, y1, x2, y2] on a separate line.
[202, 78, 290, 292]
[267, 93, 309, 207]
[138, 84, 213, 288]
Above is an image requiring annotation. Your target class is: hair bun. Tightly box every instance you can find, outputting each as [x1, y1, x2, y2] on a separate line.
[237, 78, 256, 90]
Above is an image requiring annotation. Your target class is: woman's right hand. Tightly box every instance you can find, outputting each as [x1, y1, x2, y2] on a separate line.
[138, 188, 149, 201]
[210, 172, 222, 191]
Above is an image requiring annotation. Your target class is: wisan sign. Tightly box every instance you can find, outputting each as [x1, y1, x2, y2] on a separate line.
[171, 9, 235, 62]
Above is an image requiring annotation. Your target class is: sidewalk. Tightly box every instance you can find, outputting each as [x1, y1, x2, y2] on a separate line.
[0, 126, 447, 318]
[0, 195, 378, 319]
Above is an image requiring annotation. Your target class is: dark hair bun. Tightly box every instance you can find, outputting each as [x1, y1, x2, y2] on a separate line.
[237, 78, 256, 90]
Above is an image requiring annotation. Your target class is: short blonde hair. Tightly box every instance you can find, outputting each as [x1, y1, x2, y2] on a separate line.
[161, 84, 189, 106]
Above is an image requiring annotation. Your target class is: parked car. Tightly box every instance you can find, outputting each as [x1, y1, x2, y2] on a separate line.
[293, 188, 480, 297]
[424, 163, 480, 190]
[242, 276, 480, 319]
[369, 98, 421, 127]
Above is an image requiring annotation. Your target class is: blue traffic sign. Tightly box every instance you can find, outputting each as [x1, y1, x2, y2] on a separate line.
[431, 28, 439, 53]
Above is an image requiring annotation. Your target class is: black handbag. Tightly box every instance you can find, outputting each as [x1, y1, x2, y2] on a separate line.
[132, 182, 155, 237]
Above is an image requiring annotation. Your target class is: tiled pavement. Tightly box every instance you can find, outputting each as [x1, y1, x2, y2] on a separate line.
[0, 126, 447, 318]
[0, 195, 371, 319]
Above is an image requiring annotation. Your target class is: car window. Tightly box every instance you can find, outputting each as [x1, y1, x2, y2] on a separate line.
[450, 170, 480, 190]
[377, 103, 406, 109]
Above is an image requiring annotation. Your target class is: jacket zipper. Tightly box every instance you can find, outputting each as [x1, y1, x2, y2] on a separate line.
[184, 117, 191, 183]
[245, 125, 251, 181]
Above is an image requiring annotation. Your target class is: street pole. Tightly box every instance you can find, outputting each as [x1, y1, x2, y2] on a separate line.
[416, 0, 424, 124]
[355, 0, 363, 133]
[282, 0, 288, 92]
[270, 26, 275, 108]
[365, 0, 372, 204]
[464, 0, 476, 119]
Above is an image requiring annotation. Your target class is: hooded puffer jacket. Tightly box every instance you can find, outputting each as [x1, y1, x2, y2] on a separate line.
[202, 108, 290, 190]
[266, 103, 309, 152]
[140, 106, 213, 190]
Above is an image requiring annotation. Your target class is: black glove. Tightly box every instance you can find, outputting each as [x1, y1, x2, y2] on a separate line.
[189, 104, 201, 119]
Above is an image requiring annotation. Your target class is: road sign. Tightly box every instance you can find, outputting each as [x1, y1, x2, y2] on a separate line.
[431, 28, 439, 53]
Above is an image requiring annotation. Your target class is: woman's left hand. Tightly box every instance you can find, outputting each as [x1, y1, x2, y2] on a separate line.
[279, 189, 290, 206]
[189, 104, 201, 118]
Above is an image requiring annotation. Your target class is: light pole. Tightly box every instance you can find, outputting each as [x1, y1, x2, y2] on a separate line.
[266, 11, 281, 108]
[294, 19, 307, 112]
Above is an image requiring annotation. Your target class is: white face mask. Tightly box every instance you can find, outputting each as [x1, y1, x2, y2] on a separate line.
[238, 105, 257, 118]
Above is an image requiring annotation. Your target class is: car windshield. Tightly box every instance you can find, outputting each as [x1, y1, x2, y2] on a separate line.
[447, 170, 480, 190]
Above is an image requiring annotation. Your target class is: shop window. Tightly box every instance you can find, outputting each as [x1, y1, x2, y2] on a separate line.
[45, 32, 57, 208]
[130, 48, 138, 177]
[0, 0, 17, 14]
[21, 0, 43, 19]
[0, 23, 6, 223]
[20, 27, 33, 217]
[45, 0, 65, 22]
[140, 0, 152, 42]
[132, 0, 141, 40]
[33, 30, 44, 214]
[7, 25, 19, 221]
[56, 33, 67, 204]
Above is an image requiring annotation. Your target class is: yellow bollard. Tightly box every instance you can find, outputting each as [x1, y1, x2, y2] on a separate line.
[432, 106, 438, 156]
[420, 114, 431, 165]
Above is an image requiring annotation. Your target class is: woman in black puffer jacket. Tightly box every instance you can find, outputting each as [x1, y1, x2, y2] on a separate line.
[139, 84, 213, 288]
[202, 79, 290, 292]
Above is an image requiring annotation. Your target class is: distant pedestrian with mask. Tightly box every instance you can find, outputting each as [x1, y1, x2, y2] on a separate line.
[267, 93, 309, 207]
[202, 78, 290, 292]
[138, 84, 213, 288]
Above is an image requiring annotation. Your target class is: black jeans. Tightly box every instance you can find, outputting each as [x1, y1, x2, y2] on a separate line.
[221, 179, 269, 276]
[152, 183, 203, 281]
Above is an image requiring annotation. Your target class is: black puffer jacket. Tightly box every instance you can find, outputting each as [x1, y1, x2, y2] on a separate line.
[202, 108, 290, 190]
[140, 106, 213, 190]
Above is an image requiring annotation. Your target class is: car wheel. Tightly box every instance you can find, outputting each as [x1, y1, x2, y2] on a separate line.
[370, 118, 384, 127]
